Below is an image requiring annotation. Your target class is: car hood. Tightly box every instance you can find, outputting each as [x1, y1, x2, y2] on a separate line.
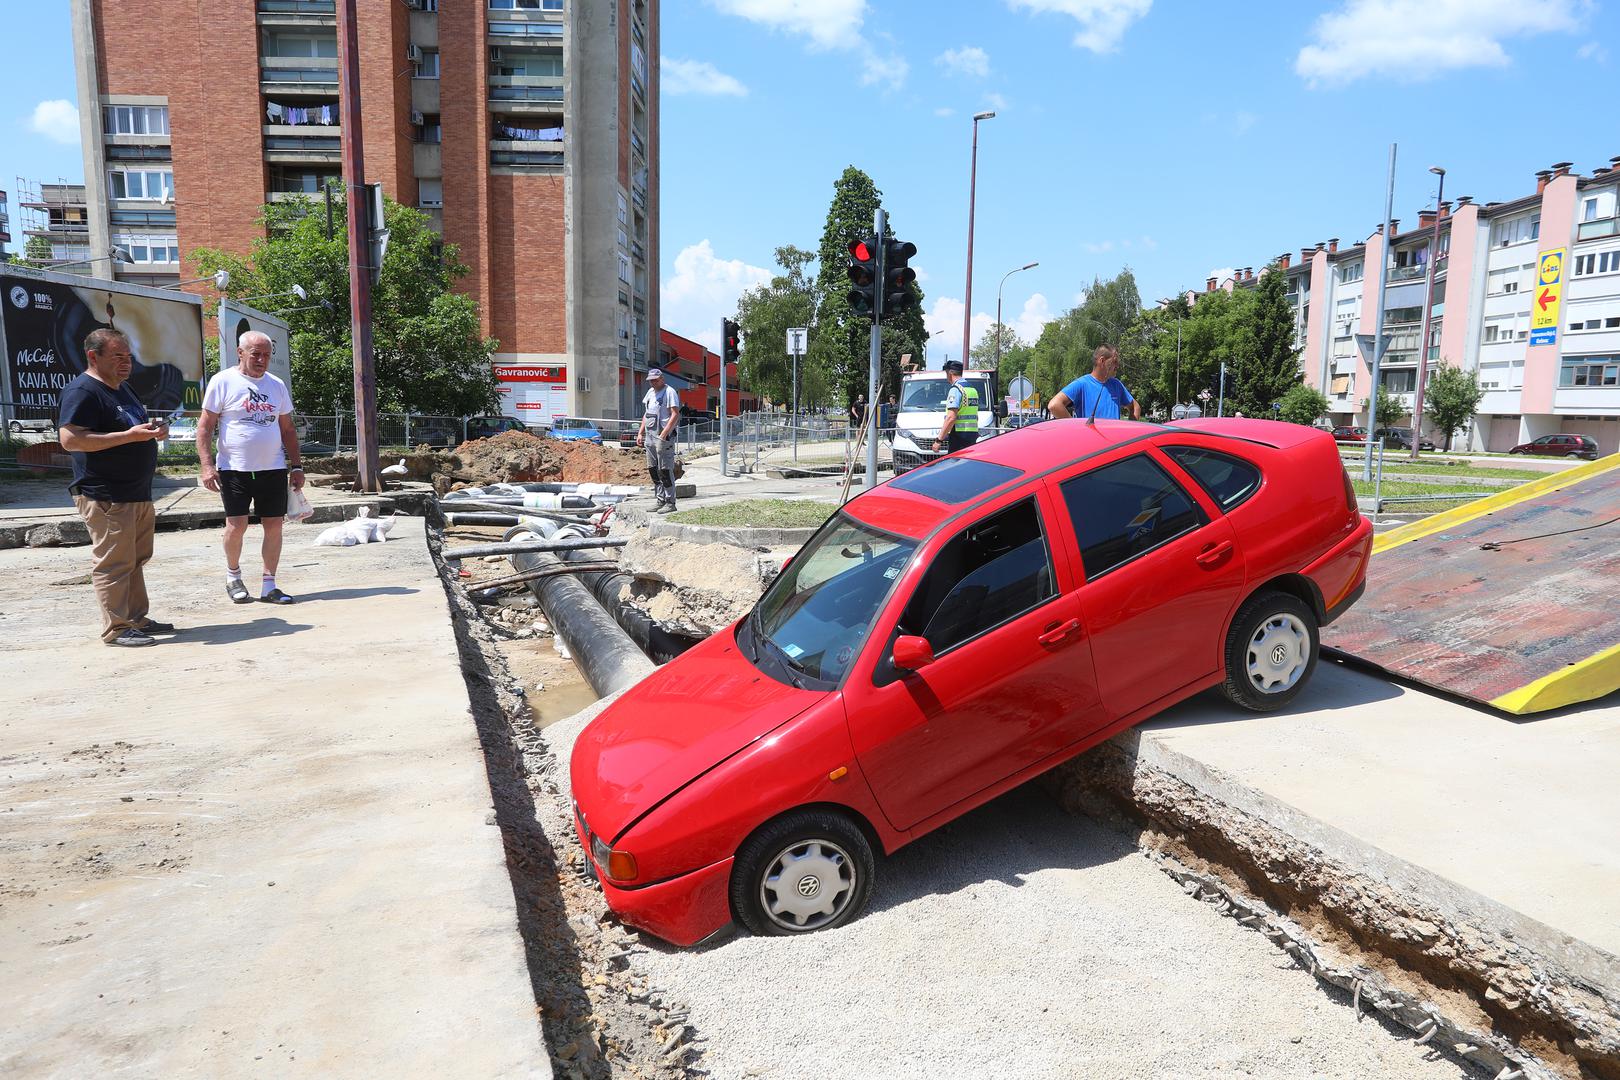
[571, 627, 829, 842]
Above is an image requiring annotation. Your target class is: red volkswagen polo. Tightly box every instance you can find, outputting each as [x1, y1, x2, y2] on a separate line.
[571, 418, 1372, 945]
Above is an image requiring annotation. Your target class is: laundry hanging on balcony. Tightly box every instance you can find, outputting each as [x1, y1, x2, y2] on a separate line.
[266, 102, 337, 126]
[497, 122, 564, 142]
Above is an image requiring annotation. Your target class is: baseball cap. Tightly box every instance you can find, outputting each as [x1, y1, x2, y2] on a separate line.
[647, 367, 663, 378]
[943, 359, 963, 374]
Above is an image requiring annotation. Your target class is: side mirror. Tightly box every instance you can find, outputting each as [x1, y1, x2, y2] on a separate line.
[892, 635, 935, 672]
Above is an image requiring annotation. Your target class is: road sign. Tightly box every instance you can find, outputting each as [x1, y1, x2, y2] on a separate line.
[1007, 375, 1033, 402]
[1354, 332, 1392, 366]
[786, 327, 807, 355]
[1529, 248, 1565, 346]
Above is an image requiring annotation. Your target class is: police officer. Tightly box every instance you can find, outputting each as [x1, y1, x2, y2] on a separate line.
[932, 359, 980, 455]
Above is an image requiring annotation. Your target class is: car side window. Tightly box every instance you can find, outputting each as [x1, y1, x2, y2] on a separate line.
[1061, 454, 1206, 580]
[898, 498, 1054, 655]
[1163, 446, 1261, 511]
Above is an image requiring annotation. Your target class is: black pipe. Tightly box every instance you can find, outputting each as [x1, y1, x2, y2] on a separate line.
[511, 549, 653, 696]
[554, 547, 702, 664]
[445, 512, 521, 527]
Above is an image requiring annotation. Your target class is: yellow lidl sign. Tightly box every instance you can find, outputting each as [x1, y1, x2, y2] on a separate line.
[1529, 248, 1565, 345]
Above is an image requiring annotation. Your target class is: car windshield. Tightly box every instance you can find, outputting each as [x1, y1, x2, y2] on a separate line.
[555, 418, 589, 430]
[751, 515, 916, 685]
[900, 378, 990, 413]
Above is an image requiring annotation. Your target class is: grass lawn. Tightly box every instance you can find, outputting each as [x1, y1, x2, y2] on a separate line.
[667, 498, 835, 529]
[1340, 457, 1545, 481]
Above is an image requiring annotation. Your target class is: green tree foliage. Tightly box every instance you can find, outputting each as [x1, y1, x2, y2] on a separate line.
[191, 195, 498, 416]
[1277, 383, 1329, 426]
[15, 235, 55, 267]
[735, 245, 821, 409]
[1230, 267, 1303, 416]
[968, 323, 1025, 369]
[1422, 363, 1485, 450]
[811, 167, 926, 406]
[1360, 383, 1406, 427]
[1026, 270, 1142, 398]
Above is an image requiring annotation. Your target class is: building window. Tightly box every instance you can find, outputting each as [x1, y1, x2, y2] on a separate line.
[418, 178, 443, 208]
[488, 21, 563, 36]
[1560, 357, 1620, 387]
[104, 105, 169, 136]
[114, 233, 180, 264]
[1487, 266, 1521, 294]
[108, 169, 174, 200]
[618, 252, 632, 284]
[1585, 198, 1600, 223]
[490, 0, 563, 8]
[1337, 261, 1362, 284]
[1491, 214, 1540, 248]
[419, 0, 438, 9]
[263, 31, 338, 58]
[495, 55, 563, 77]
[414, 50, 439, 78]
[416, 114, 442, 143]
[1379, 369, 1416, 393]
[1573, 251, 1620, 276]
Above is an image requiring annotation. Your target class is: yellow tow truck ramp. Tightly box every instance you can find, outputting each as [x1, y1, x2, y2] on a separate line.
[1322, 455, 1620, 715]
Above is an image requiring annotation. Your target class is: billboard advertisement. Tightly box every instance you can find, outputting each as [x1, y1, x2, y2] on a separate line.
[1, 269, 205, 421]
[217, 298, 293, 397]
[493, 362, 568, 422]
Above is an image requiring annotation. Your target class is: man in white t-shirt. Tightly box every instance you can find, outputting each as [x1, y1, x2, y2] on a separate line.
[198, 330, 303, 605]
[635, 367, 681, 513]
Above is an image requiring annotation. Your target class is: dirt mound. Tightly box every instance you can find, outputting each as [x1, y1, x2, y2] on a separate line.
[306, 431, 661, 493]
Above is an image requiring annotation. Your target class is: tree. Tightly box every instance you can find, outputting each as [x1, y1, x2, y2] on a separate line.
[1360, 384, 1405, 428]
[811, 167, 926, 406]
[1422, 363, 1485, 450]
[969, 322, 1024, 369]
[11, 235, 56, 268]
[735, 245, 820, 409]
[191, 194, 499, 416]
[1230, 266, 1303, 416]
[1026, 269, 1141, 397]
[1277, 383, 1329, 426]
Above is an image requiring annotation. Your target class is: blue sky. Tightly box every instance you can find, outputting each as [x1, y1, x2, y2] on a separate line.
[5, 1, 1617, 365]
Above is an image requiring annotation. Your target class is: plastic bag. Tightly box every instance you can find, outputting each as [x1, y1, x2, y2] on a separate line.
[312, 523, 358, 547]
[286, 485, 314, 524]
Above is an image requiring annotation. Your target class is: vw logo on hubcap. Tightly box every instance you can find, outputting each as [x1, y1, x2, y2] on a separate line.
[796, 875, 821, 898]
[1271, 643, 1289, 666]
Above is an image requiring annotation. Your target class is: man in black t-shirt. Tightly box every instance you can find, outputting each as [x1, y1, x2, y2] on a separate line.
[57, 328, 175, 647]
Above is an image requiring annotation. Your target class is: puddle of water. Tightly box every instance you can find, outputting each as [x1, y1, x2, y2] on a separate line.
[533, 677, 600, 728]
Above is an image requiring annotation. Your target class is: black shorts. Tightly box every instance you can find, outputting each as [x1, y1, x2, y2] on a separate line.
[946, 430, 980, 454]
[220, 469, 289, 519]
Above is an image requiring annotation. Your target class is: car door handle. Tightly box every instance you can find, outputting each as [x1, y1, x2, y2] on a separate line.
[1195, 539, 1234, 567]
[1038, 618, 1082, 646]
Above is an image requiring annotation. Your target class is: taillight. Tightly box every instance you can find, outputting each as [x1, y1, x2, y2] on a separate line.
[1342, 467, 1357, 516]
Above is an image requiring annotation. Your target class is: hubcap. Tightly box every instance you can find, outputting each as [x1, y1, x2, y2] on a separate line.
[760, 839, 856, 931]
[1247, 612, 1310, 694]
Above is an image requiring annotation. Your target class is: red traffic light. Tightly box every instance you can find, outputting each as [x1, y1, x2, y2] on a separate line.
[848, 239, 873, 262]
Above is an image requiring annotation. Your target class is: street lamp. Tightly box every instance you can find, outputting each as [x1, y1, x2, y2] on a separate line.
[38, 250, 130, 272]
[1409, 165, 1445, 460]
[239, 284, 309, 306]
[995, 261, 1037, 369]
[161, 269, 230, 291]
[962, 110, 996, 367]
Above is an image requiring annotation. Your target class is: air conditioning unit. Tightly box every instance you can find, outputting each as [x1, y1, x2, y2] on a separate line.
[578, 376, 591, 393]
[406, 43, 422, 62]
[410, 110, 425, 126]
[489, 48, 502, 61]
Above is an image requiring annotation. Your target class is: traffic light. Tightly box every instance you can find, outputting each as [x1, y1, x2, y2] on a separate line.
[882, 236, 918, 319]
[722, 318, 741, 366]
[846, 235, 879, 317]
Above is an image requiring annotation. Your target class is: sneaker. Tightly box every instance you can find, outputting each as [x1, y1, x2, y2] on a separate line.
[137, 619, 176, 634]
[654, 503, 675, 515]
[107, 628, 157, 648]
[226, 579, 252, 604]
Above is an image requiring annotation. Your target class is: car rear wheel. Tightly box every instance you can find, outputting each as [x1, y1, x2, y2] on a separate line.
[731, 809, 874, 936]
[1566, 452, 1584, 459]
[1221, 590, 1319, 713]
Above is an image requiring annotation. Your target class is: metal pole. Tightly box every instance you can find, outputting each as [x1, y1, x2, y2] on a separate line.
[336, 0, 379, 492]
[1409, 167, 1445, 461]
[866, 207, 887, 493]
[1175, 316, 1182, 409]
[1217, 361, 1226, 417]
[791, 346, 799, 462]
[719, 337, 728, 477]
[1364, 142, 1397, 482]
[963, 114, 993, 366]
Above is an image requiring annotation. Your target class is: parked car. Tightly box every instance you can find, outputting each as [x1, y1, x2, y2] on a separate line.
[6, 415, 54, 435]
[1332, 426, 1367, 443]
[1373, 427, 1436, 452]
[465, 415, 533, 440]
[1508, 433, 1600, 460]
[547, 416, 604, 444]
[410, 420, 461, 448]
[569, 417, 1373, 945]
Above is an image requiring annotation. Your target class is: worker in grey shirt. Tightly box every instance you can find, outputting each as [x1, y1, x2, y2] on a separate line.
[636, 367, 681, 513]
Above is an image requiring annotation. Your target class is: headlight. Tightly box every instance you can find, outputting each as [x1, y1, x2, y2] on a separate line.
[892, 431, 922, 453]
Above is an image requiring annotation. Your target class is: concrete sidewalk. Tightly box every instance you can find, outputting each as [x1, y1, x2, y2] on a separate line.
[0, 519, 547, 1078]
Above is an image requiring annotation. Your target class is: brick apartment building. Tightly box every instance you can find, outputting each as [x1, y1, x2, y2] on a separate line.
[1195, 156, 1620, 456]
[65, 0, 658, 421]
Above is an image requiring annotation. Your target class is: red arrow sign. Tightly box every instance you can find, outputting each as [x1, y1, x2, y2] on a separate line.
[1538, 287, 1555, 312]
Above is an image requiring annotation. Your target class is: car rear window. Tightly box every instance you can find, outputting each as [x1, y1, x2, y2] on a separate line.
[887, 457, 1021, 503]
[1163, 446, 1261, 511]
[1060, 454, 1206, 579]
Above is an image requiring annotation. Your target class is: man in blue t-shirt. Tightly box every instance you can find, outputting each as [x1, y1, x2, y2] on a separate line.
[56, 327, 175, 647]
[1048, 344, 1141, 421]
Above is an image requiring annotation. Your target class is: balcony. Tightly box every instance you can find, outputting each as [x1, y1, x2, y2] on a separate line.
[489, 144, 563, 171]
[1386, 263, 1427, 283]
[1578, 217, 1619, 241]
[487, 75, 563, 112]
[488, 20, 564, 40]
[260, 57, 339, 94]
[263, 127, 342, 164]
[257, 0, 336, 28]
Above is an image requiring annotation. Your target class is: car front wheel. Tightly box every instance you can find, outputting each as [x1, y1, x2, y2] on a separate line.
[1221, 590, 1319, 713]
[731, 809, 875, 936]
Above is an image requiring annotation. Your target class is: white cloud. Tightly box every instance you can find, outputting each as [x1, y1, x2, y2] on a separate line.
[922, 294, 1054, 364]
[1006, 0, 1153, 53]
[1205, 266, 1236, 287]
[937, 46, 990, 78]
[28, 99, 79, 144]
[662, 57, 748, 96]
[709, 0, 865, 49]
[1012, 293, 1055, 344]
[660, 240, 772, 352]
[934, 106, 956, 117]
[859, 44, 909, 89]
[983, 92, 1009, 111]
[1233, 110, 1257, 135]
[1295, 0, 1585, 87]
[1577, 40, 1607, 62]
[1083, 240, 1116, 254]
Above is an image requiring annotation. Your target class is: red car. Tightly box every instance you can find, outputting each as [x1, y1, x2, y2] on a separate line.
[1332, 426, 1368, 443]
[570, 418, 1373, 945]
[1508, 433, 1599, 460]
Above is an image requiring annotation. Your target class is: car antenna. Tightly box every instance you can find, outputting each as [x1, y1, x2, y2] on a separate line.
[1087, 372, 1104, 426]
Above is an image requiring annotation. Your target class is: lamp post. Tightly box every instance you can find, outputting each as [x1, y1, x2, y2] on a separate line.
[962, 110, 996, 367]
[160, 269, 231, 291]
[995, 261, 1037, 370]
[1409, 165, 1445, 460]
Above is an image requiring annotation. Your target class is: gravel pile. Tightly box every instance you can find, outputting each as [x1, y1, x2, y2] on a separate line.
[540, 710, 1473, 1080]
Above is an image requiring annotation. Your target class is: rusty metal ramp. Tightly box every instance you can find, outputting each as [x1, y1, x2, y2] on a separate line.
[1323, 455, 1620, 715]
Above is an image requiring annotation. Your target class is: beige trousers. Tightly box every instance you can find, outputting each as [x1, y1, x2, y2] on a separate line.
[73, 496, 155, 642]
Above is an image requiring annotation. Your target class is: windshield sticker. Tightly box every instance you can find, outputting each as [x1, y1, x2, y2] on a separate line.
[781, 642, 804, 658]
[884, 565, 900, 579]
